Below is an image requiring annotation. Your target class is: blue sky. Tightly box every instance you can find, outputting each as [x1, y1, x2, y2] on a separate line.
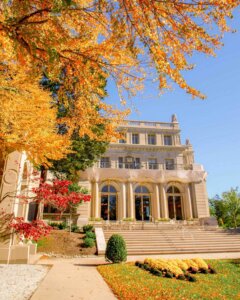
[106, 17, 240, 198]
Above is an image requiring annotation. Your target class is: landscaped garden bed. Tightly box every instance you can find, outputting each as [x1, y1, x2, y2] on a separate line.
[37, 229, 96, 256]
[97, 259, 240, 300]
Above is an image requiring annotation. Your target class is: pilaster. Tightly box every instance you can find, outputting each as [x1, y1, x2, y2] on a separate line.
[120, 182, 127, 219]
[184, 184, 193, 219]
[153, 184, 160, 220]
[159, 183, 168, 218]
[127, 182, 134, 219]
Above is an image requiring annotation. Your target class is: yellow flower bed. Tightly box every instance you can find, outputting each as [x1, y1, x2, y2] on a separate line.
[143, 257, 209, 277]
[192, 258, 209, 270]
[144, 258, 184, 277]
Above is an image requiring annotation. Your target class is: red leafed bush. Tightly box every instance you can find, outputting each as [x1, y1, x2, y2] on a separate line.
[10, 217, 52, 241]
[32, 180, 91, 212]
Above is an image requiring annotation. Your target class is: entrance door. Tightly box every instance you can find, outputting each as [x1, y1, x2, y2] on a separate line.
[100, 185, 117, 221]
[143, 196, 150, 221]
[135, 196, 142, 221]
[175, 196, 183, 220]
[135, 195, 151, 221]
[167, 196, 183, 220]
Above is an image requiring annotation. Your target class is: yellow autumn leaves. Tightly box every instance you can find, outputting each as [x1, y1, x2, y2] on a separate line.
[0, 0, 239, 166]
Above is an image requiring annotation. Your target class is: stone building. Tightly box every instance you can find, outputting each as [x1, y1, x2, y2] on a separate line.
[78, 115, 210, 223]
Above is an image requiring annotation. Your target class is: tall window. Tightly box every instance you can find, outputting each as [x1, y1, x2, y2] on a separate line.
[132, 133, 139, 144]
[148, 158, 158, 169]
[101, 185, 117, 220]
[135, 186, 151, 221]
[167, 186, 182, 220]
[100, 157, 110, 168]
[118, 157, 124, 168]
[164, 135, 172, 146]
[165, 159, 175, 170]
[148, 134, 156, 145]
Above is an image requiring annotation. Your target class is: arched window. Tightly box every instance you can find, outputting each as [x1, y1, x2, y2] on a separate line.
[101, 185, 117, 221]
[134, 185, 151, 221]
[167, 185, 182, 220]
[167, 186, 180, 194]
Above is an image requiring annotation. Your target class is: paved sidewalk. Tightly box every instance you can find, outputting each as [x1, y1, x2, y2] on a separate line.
[31, 252, 240, 300]
[31, 257, 116, 300]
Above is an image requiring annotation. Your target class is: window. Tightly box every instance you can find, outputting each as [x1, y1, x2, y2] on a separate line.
[167, 186, 180, 194]
[135, 186, 149, 194]
[100, 157, 110, 168]
[118, 157, 124, 168]
[148, 134, 156, 145]
[119, 133, 127, 144]
[148, 158, 158, 169]
[118, 157, 141, 169]
[125, 157, 141, 169]
[132, 133, 139, 144]
[164, 135, 172, 146]
[165, 159, 175, 170]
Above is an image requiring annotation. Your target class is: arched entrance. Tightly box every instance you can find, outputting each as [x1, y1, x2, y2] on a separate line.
[167, 186, 183, 220]
[100, 185, 117, 221]
[135, 186, 151, 221]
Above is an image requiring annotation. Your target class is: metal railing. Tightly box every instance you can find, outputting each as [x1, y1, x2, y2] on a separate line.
[122, 120, 176, 129]
[97, 161, 192, 170]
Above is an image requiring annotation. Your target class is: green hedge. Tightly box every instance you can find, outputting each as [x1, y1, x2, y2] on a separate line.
[105, 234, 127, 263]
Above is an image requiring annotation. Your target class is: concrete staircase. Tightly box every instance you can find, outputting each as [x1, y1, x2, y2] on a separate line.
[103, 225, 240, 255]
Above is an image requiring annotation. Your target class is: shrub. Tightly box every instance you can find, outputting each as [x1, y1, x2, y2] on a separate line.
[89, 217, 103, 222]
[122, 218, 135, 222]
[188, 275, 197, 282]
[105, 234, 127, 263]
[199, 268, 208, 274]
[48, 222, 60, 228]
[83, 224, 94, 233]
[151, 268, 160, 275]
[71, 225, 80, 233]
[165, 272, 173, 278]
[84, 237, 95, 248]
[209, 268, 217, 274]
[177, 274, 186, 280]
[85, 231, 96, 240]
[156, 270, 162, 277]
[144, 264, 151, 271]
[58, 222, 67, 230]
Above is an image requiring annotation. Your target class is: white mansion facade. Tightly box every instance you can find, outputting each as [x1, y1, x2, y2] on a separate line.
[78, 115, 210, 223]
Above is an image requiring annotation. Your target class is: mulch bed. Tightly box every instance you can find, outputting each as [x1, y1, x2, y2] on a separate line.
[37, 230, 96, 256]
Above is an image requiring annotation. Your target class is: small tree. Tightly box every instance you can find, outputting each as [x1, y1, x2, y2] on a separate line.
[222, 188, 240, 229]
[33, 180, 91, 232]
[210, 188, 240, 228]
[105, 234, 127, 263]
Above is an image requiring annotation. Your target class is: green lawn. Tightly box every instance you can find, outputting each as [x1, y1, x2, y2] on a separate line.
[97, 260, 240, 300]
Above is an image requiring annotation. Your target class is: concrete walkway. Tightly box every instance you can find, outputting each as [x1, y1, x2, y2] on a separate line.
[31, 252, 240, 300]
[31, 257, 116, 300]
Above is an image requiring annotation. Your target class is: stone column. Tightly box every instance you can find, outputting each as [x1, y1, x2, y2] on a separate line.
[184, 184, 193, 219]
[127, 182, 134, 219]
[159, 183, 168, 218]
[153, 184, 160, 220]
[93, 181, 99, 218]
[121, 182, 127, 220]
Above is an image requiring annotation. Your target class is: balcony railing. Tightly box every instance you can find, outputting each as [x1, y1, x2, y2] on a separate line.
[122, 120, 177, 129]
[97, 161, 191, 170]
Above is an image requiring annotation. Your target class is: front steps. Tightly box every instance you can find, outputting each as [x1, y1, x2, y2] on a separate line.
[103, 226, 240, 255]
